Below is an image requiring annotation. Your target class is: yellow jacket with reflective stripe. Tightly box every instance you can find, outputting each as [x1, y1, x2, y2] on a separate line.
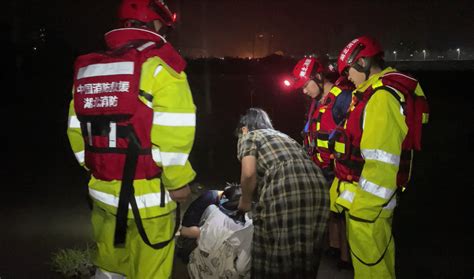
[336, 67, 407, 221]
[67, 55, 196, 219]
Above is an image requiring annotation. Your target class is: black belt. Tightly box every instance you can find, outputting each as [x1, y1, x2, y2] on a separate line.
[85, 145, 151, 155]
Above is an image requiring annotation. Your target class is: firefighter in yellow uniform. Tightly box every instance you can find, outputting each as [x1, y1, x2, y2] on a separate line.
[331, 36, 428, 278]
[67, 0, 195, 278]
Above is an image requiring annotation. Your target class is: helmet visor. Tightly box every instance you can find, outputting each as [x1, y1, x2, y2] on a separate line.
[344, 43, 366, 75]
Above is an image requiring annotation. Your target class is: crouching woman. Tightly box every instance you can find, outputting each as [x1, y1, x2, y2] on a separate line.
[236, 108, 330, 278]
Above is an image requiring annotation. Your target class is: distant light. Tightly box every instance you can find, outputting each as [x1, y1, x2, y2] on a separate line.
[283, 80, 291, 87]
[172, 13, 177, 22]
[33, 47, 37, 51]
[456, 48, 460, 52]
[393, 51, 397, 54]
[422, 49, 426, 53]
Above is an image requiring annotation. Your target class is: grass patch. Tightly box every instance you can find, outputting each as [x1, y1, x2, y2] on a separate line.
[50, 243, 96, 278]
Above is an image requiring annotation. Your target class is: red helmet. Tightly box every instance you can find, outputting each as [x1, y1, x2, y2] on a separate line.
[118, 0, 176, 27]
[337, 36, 383, 75]
[288, 57, 327, 90]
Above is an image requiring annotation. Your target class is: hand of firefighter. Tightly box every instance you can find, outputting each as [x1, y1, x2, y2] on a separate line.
[169, 185, 191, 203]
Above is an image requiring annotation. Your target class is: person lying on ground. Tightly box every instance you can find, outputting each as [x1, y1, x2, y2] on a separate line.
[176, 183, 241, 263]
[187, 201, 253, 279]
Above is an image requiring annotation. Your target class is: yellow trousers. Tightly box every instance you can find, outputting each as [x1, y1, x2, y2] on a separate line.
[346, 212, 395, 279]
[91, 204, 176, 279]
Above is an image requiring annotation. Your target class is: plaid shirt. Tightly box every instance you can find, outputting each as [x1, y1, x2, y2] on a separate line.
[238, 129, 330, 278]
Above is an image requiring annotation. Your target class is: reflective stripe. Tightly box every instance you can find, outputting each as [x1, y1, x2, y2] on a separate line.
[363, 108, 366, 129]
[330, 86, 342, 96]
[75, 151, 85, 164]
[137, 41, 155, 51]
[154, 65, 163, 77]
[339, 190, 355, 204]
[153, 112, 196, 127]
[152, 148, 189, 166]
[316, 153, 323, 163]
[361, 149, 400, 166]
[335, 142, 345, 153]
[89, 188, 172, 209]
[68, 115, 81, 128]
[144, 100, 153, 109]
[317, 138, 329, 149]
[87, 122, 93, 145]
[152, 148, 161, 163]
[109, 122, 117, 148]
[384, 72, 417, 82]
[359, 176, 395, 200]
[383, 196, 397, 210]
[77, 62, 134, 80]
[422, 113, 429, 124]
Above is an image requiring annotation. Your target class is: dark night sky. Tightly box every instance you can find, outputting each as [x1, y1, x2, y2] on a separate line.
[2, 0, 473, 57]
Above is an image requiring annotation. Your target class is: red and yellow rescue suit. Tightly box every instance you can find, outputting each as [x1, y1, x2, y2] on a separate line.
[67, 28, 196, 278]
[329, 67, 429, 278]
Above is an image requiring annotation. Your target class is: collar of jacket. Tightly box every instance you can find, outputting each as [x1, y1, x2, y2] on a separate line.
[104, 28, 167, 50]
[356, 67, 397, 93]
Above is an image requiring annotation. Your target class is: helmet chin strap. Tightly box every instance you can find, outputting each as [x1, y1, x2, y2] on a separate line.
[311, 76, 324, 97]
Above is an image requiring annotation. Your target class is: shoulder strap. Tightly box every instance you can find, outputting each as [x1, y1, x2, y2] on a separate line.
[372, 85, 405, 112]
[357, 85, 406, 131]
[142, 42, 186, 73]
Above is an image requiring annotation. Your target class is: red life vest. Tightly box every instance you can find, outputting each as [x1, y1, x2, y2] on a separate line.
[303, 85, 347, 170]
[74, 29, 188, 249]
[331, 71, 429, 188]
[73, 41, 163, 181]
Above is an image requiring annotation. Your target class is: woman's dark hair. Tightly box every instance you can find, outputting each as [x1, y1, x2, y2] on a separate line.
[235, 108, 274, 137]
[221, 183, 242, 211]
